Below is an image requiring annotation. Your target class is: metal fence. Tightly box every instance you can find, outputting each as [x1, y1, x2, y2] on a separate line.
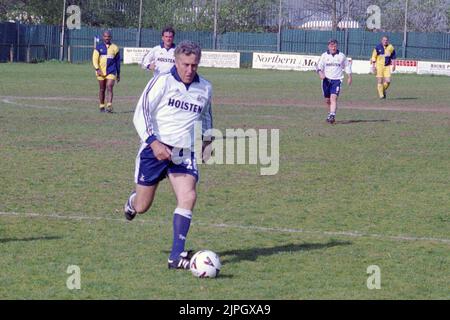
[1, 16, 450, 63]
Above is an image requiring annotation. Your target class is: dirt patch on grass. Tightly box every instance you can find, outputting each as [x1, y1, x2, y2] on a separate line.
[2, 95, 450, 114]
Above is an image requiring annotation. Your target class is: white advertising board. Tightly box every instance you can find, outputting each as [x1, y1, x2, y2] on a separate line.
[123, 47, 151, 64]
[124, 48, 240, 69]
[417, 61, 450, 76]
[200, 51, 240, 68]
[252, 52, 319, 71]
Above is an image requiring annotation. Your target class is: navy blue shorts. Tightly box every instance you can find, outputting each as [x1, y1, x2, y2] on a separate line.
[322, 78, 342, 98]
[135, 144, 199, 186]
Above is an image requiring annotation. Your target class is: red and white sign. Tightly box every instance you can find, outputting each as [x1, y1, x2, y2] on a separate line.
[394, 60, 418, 74]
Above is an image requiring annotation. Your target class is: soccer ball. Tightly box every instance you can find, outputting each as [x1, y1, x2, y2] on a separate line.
[190, 250, 221, 278]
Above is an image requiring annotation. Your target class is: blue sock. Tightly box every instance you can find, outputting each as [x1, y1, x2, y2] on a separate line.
[169, 208, 192, 261]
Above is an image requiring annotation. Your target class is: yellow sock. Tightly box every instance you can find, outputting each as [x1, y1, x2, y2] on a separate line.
[383, 82, 390, 91]
[377, 84, 384, 98]
[99, 104, 105, 109]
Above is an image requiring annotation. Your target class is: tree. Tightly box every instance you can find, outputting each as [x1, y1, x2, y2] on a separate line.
[302, 0, 352, 30]
[0, 0, 63, 24]
[359, 0, 449, 32]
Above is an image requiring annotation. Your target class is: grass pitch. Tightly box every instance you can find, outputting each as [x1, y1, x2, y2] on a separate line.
[0, 62, 449, 299]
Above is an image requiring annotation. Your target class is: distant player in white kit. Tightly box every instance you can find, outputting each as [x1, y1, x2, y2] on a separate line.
[316, 39, 352, 124]
[124, 41, 214, 270]
[141, 26, 176, 75]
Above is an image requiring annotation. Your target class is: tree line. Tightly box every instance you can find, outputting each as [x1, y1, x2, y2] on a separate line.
[1, 0, 449, 33]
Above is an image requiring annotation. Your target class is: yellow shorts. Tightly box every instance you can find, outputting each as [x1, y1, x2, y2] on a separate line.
[96, 74, 117, 81]
[376, 65, 391, 78]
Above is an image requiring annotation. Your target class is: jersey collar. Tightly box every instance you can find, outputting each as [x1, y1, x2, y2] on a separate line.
[327, 50, 340, 56]
[171, 66, 200, 90]
[160, 42, 176, 51]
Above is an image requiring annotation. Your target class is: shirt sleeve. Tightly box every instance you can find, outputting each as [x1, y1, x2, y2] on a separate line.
[115, 48, 121, 76]
[344, 56, 352, 74]
[391, 48, 397, 60]
[316, 54, 325, 72]
[141, 48, 155, 70]
[371, 48, 378, 63]
[133, 75, 166, 144]
[201, 86, 213, 138]
[92, 49, 100, 70]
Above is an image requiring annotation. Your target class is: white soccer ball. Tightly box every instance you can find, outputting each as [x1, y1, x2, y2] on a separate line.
[190, 250, 222, 278]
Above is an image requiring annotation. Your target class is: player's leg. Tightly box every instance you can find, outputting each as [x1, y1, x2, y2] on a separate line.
[382, 66, 392, 98]
[98, 79, 106, 112]
[325, 97, 331, 121]
[328, 94, 338, 124]
[376, 76, 385, 99]
[326, 80, 341, 124]
[105, 78, 115, 112]
[322, 79, 333, 123]
[376, 65, 385, 99]
[124, 183, 159, 220]
[124, 144, 169, 220]
[382, 78, 390, 98]
[167, 172, 197, 269]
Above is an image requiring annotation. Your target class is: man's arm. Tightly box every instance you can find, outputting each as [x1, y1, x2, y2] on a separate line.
[344, 56, 352, 86]
[133, 75, 171, 160]
[92, 49, 102, 76]
[200, 88, 214, 163]
[370, 48, 378, 73]
[391, 48, 397, 72]
[115, 48, 121, 81]
[346, 73, 353, 86]
[316, 54, 326, 80]
[141, 48, 155, 70]
[133, 75, 165, 144]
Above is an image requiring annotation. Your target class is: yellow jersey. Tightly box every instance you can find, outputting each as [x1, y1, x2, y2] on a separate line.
[371, 43, 396, 67]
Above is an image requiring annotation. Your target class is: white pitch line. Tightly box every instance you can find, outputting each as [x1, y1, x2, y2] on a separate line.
[1, 211, 449, 245]
[1, 98, 71, 111]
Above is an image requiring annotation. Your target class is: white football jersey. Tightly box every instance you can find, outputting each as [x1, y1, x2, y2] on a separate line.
[134, 67, 213, 149]
[141, 43, 176, 75]
[316, 50, 352, 80]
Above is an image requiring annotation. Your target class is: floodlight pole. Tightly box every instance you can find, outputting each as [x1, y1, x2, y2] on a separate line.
[60, 0, 66, 61]
[213, 0, 218, 50]
[137, 0, 143, 47]
[402, 0, 408, 58]
[344, 0, 350, 55]
[277, 0, 282, 52]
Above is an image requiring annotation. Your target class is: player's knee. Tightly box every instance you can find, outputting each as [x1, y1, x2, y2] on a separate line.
[134, 200, 152, 214]
[178, 190, 197, 208]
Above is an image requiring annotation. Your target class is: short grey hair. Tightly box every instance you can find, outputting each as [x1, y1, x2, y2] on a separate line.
[174, 40, 202, 61]
[328, 39, 338, 45]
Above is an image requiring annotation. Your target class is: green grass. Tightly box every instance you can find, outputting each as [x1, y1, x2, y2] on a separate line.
[0, 62, 449, 299]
